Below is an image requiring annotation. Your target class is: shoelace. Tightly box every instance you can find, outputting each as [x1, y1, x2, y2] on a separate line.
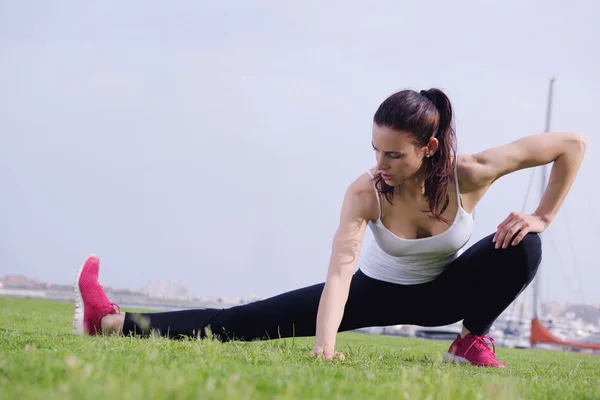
[97, 280, 121, 315]
[465, 335, 496, 356]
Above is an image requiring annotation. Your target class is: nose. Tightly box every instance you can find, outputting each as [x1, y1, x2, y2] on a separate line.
[375, 153, 387, 171]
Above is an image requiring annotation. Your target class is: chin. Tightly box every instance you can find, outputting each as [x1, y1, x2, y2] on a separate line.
[382, 177, 397, 186]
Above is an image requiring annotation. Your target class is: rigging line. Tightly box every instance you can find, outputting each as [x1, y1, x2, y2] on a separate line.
[501, 166, 539, 346]
[561, 202, 585, 298]
[547, 235, 579, 297]
[573, 184, 600, 320]
[520, 167, 537, 213]
[576, 183, 600, 239]
[547, 232, 592, 338]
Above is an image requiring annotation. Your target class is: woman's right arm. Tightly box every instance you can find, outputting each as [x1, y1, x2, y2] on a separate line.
[311, 177, 372, 360]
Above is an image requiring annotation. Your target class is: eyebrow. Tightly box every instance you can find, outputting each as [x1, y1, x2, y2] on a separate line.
[371, 142, 404, 155]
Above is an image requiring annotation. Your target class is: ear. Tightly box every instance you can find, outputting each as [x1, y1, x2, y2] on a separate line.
[424, 137, 439, 158]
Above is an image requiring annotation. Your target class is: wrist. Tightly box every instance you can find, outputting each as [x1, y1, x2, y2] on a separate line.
[533, 211, 552, 225]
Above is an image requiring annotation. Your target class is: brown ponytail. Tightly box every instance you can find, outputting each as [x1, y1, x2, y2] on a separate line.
[373, 88, 458, 220]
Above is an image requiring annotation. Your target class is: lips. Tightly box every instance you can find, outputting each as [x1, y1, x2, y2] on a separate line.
[381, 173, 393, 180]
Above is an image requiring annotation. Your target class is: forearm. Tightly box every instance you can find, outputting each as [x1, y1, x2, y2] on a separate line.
[536, 136, 586, 223]
[311, 178, 369, 354]
[315, 276, 350, 347]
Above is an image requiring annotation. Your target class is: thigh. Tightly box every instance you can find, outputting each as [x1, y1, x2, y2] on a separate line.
[418, 232, 538, 321]
[361, 239, 502, 328]
[432, 233, 497, 284]
[418, 235, 497, 315]
[339, 270, 439, 330]
[430, 231, 541, 294]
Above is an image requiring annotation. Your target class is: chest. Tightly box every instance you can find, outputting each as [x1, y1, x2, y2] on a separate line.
[379, 193, 460, 240]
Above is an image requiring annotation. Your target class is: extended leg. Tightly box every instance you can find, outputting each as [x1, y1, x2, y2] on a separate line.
[119, 269, 433, 341]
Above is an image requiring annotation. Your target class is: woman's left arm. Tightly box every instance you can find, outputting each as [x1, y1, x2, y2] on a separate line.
[468, 131, 587, 248]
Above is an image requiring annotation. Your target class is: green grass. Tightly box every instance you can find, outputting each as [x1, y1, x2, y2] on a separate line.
[1, 298, 599, 399]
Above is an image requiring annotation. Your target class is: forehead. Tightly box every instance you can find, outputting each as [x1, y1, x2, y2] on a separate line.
[372, 124, 415, 149]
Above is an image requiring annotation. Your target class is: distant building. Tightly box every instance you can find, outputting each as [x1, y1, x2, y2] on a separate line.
[142, 280, 189, 298]
[1, 275, 40, 288]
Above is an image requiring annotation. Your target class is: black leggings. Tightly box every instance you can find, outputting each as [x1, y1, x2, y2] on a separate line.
[122, 232, 542, 340]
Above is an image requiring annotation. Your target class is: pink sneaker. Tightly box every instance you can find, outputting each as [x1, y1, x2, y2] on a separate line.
[72, 255, 120, 335]
[442, 333, 509, 369]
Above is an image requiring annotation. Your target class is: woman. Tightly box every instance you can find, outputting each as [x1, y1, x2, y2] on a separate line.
[72, 88, 587, 369]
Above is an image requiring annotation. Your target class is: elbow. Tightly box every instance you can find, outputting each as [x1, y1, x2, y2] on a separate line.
[565, 132, 587, 156]
[573, 132, 587, 151]
[579, 133, 587, 151]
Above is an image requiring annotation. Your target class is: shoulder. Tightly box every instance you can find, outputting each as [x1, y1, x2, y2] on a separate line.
[455, 153, 492, 194]
[342, 171, 380, 222]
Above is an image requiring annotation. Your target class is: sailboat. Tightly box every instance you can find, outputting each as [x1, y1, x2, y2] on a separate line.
[528, 78, 600, 353]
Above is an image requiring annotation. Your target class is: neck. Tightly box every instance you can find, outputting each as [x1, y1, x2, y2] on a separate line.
[396, 164, 427, 200]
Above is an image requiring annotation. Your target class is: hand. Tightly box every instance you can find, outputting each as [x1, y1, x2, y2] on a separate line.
[493, 212, 548, 249]
[309, 344, 345, 361]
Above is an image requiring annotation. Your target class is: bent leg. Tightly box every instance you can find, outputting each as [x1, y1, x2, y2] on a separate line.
[423, 232, 542, 335]
[461, 232, 542, 334]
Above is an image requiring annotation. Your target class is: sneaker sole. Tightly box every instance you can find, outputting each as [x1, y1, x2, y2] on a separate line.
[442, 352, 508, 369]
[442, 352, 471, 365]
[72, 255, 96, 335]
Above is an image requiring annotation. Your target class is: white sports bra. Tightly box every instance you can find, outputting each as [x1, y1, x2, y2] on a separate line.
[358, 162, 474, 285]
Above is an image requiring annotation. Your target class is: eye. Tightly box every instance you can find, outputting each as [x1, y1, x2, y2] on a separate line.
[388, 153, 402, 159]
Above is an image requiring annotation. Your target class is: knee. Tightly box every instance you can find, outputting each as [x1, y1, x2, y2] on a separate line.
[508, 232, 543, 273]
[518, 232, 542, 255]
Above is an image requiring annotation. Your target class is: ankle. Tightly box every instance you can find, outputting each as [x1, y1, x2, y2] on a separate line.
[101, 313, 125, 334]
[460, 326, 471, 339]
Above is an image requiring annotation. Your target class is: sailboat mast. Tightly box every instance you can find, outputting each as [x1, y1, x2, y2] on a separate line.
[544, 78, 556, 134]
[532, 77, 555, 321]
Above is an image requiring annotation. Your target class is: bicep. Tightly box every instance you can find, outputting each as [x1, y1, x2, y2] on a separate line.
[326, 188, 370, 281]
[472, 132, 586, 184]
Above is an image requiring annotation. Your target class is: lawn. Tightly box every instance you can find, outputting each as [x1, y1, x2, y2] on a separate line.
[1, 298, 599, 399]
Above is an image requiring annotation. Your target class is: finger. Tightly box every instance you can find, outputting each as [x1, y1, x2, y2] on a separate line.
[493, 214, 515, 243]
[511, 223, 531, 246]
[309, 348, 323, 358]
[502, 221, 524, 249]
[495, 218, 517, 248]
[497, 212, 520, 230]
[324, 352, 344, 361]
[496, 219, 520, 249]
[324, 347, 340, 360]
[496, 213, 515, 230]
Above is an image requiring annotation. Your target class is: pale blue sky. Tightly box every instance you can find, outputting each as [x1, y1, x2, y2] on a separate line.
[1, 0, 598, 305]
